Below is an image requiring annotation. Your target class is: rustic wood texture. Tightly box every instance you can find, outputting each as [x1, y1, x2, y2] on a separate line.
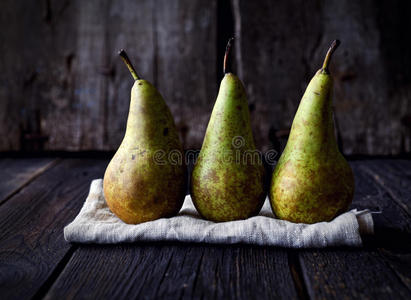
[1, 1, 411, 154]
[0, 158, 56, 204]
[232, 0, 411, 154]
[0, 0, 216, 151]
[295, 161, 411, 299]
[0, 158, 410, 300]
[155, 0, 217, 150]
[358, 160, 411, 215]
[0, 0, 156, 151]
[0, 159, 106, 300]
[299, 249, 411, 300]
[353, 162, 411, 292]
[356, 160, 411, 291]
[350, 161, 411, 232]
[45, 244, 298, 300]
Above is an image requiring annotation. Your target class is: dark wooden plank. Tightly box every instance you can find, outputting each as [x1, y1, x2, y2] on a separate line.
[232, 0, 322, 152]
[45, 244, 298, 300]
[0, 158, 57, 205]
[155, 0, 217, 150]
[359, 159, 411, 216]
[0, 159, 107, 300]
[188, 246, 298, 299]
[232, 0, 411, 154]
[354, 160, 411, 292]
[350, 161, 411, 233]
[0, 0, 155, 151]
[352, 161, 411, 278]
[77, 0, 156, 150]
[1, 1, 411, 154]
[45, 244, 191, 299]
[0, 0, 219, 152]
[388, 160, 411, 176]
[299, 249, 411, 300]
[296, 161, 411, 299]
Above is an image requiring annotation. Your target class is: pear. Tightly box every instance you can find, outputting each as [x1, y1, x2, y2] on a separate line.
[103, 50, 186, 224]
[269, 40, 354, 224]
[191, 38, 266, 222]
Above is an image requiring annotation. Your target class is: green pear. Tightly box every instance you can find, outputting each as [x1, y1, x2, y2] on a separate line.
[269, 40, 354, 224]
[191, 38, 266, 222]
[103, 50, 186, 224]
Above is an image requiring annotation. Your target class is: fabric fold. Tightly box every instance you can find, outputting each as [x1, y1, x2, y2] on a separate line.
[64, 179, 374, 248]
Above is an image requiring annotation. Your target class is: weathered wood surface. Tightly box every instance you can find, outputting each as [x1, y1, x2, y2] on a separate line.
[0, 158, 410, 300]
[155, 0, 217, 150]
[299, 249, 411, 300]
[295, 162, 411, 300]
[0, 0, 216, 151]
[0, 159, 106, 300]
[0, 158, 57, 205]
[355, 161, 411, 292]
[1, 1, 411, 155]
[45, 244, 298, 300]
[359, 160, 411, 215]
[351, 161, 411, 233]
[232, 0, 411, 154]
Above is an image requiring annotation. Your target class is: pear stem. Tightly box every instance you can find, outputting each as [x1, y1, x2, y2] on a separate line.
[118, 49, 139, 80]
[223, 37, 235, 74]
[321, 40, 340, 73]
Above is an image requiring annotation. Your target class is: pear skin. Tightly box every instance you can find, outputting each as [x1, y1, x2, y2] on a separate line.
[269, 40, 354, 224]
[104, 50, 186, 224]
[191, 38, 266, 222]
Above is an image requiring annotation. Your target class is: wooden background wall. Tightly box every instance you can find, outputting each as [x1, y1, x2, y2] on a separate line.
[1, 0, 410, 155]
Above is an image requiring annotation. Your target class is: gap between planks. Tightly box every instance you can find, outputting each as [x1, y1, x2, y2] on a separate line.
[359, 164, 411, 218]
[288, 250, 310, 300]
[0, 158, 61, 207]
[358, 164, 411, 293]
[0, 158, 108, 299]
[33, 245, 79, 300]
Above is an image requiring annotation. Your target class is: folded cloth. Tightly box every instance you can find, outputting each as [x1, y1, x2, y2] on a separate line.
[64, 179, 374, 248]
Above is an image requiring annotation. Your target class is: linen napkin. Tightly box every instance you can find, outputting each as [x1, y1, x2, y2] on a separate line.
[64, 179, 374, 248]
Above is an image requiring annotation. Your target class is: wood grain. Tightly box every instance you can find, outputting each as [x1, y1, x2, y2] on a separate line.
[358, 159, 411, 216]
[0, 0, 217, 152]
[232, 0, 322, 153]
[45, 244, 298, 300]
[155, 0, 217, 150]
[0, 159, 107, 300]
[1, 158, 410, 299]
[0, 158, 57, 205]
[350, 161, 411, 233]
[296, 161, 411, 299]
[2, 1, 411, 154]
[232, 0, 411, 154]
[299, 249, 411, 300]
[355, 160, 411, 292]
[0, 0, 156, 151]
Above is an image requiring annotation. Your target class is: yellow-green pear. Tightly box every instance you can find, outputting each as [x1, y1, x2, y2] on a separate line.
[191, 38, 266, 222]
[103, 50, 186, 224]
[269, 40, 354, 224]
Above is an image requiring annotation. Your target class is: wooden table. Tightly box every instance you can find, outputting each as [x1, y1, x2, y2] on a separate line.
[0, 157, 410, 299]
